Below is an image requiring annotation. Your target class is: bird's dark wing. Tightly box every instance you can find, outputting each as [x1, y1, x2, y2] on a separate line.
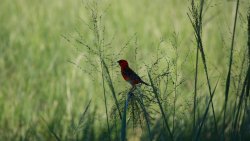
[124, 67, 142, 81]
[122, 67, 149, 86]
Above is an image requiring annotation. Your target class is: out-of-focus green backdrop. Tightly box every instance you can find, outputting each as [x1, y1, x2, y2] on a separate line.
[0, 0, 249, 140]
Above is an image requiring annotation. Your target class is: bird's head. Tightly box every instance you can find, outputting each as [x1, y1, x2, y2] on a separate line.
[117, 59, 129, 68]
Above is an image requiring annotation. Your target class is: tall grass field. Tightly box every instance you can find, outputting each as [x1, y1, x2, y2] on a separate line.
[0, 0, 250, 140]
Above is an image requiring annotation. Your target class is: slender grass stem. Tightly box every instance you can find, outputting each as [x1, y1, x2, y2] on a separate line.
[74, 99, 92, 134]
[188, 0, 218, 136]
[101, 65, 111, 141]
[222, 0, 240, 140]
[41, 116, 62, 141]
[102, 60, 122, 120]
[148, 71, 173, 141]
[173, 34, 178, 135]
[233, 68, 249, 138]
[136, 91, 152, 141]
[193, 45, 199, 136]
[194, 78, 220, 141]
[121, 91, 132, 141]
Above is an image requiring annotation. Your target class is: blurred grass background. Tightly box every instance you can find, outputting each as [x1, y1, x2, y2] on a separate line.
[0, 0, 249, 140]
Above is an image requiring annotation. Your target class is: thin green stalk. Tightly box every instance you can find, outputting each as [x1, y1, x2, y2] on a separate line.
[148, 71, 173, 141]
[136, 92, 152, 141]
[233, 68, 249, 138]
[74, 99, 92, 133]
[91, 5, 114, 140]
[90, 3, 122, 121]
[172, 34, 178, 135]
[41, 116, 61, 141]
[101, 63, 111, 141]
[194, 78, 220, 141]
[193, 45, 199, 136]
[239, 98, 248, 138]
[222, 0, 240, 140]
[246, 7, 250, 97]
[121, 91, 132, 141]
[188, 0, 218, 135]
[231, 51, 247, 135]
[102, 60, 122, 120]
[99, 23, 111, 141]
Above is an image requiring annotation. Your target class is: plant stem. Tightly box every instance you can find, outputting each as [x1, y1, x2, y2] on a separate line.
[222, 0, 240, 140]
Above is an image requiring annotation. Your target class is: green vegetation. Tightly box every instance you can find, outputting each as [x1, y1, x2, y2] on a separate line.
[0, 0, 249, 140]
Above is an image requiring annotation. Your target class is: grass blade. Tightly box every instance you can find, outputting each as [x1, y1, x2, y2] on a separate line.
[41, 116, 61, 141]
[102, 59, 122, 120]
[188, 0, 218, 136]
[137, 90, 153, 141]
[121, 91, 132, 141]
[148, 71, 173, 141]
[194, 77, 220, 141]
[222, 0, 240, 140]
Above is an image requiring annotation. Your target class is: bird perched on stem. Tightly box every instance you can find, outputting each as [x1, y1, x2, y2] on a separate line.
[118, 60, 149, 89]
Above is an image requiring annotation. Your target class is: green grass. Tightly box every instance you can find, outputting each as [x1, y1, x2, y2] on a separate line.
[0, 0, 250, 140]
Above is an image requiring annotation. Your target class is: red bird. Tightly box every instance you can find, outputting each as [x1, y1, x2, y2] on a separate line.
[118, 59, 149, 87]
